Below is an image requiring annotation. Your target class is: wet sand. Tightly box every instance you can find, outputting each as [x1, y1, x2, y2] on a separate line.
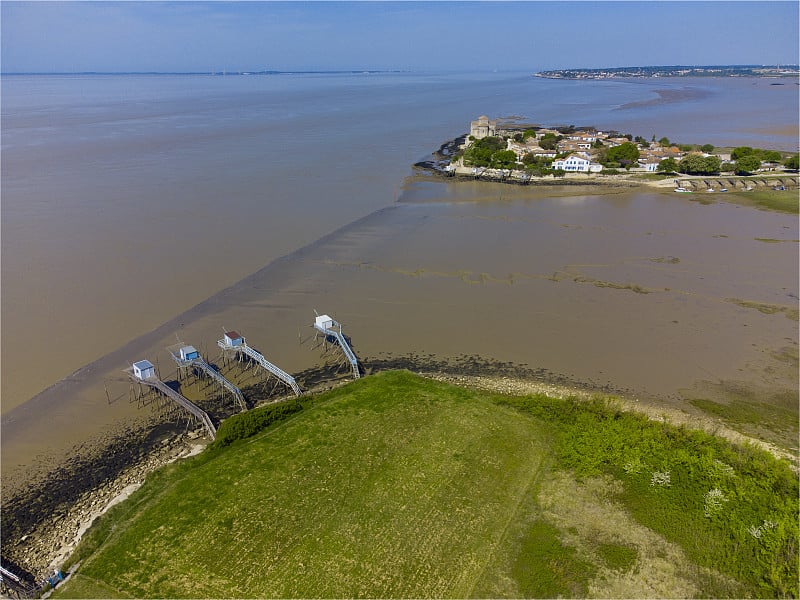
[4, 180, 796, 469]
[617, 87, 713, 110]
[746, 124, 800, 139]
[2, 178, 798, 577]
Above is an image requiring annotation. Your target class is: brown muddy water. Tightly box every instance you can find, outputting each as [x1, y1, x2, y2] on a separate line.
[3, 179, 797, 489]
[2, 74, 798, 558]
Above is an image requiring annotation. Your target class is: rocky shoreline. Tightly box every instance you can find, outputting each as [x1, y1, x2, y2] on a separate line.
[1, 420, 207, 586]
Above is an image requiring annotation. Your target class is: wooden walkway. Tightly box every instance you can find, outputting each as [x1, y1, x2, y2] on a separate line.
[168, 346, 247, 412]
[217, 338, 302, 396]
[314, 318, 360, 380]
[190, 357, 246, 411]
[130, 373, 217, 440]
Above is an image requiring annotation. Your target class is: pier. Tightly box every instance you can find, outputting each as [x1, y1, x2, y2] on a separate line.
[217, 331, 302, 396]
[675, 175, 798, 191]
[127, 360, 217, 440]
[168, 343, 246, 412]
[313, 314, 360, 379]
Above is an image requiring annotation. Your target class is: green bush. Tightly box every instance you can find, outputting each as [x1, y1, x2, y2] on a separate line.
[679, 154, 721, 175]
[211, 400, 304, 449]
[657, 157, 679, 173]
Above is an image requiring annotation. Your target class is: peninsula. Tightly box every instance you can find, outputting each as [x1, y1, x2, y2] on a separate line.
[535, 65, 800, 79]
[419, 115, 798, 201]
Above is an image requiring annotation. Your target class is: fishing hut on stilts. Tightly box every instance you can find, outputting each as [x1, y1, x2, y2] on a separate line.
[167, 342, 246, 412]
[126, 359, 217, 440]
[312, 313, 360, 379]
[217, 330, 302, 396]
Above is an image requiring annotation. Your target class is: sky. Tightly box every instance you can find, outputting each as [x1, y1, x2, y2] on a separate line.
[2, 1, 798, 73]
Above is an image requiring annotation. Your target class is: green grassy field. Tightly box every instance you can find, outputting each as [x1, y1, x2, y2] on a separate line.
[56, 371, 798, 598]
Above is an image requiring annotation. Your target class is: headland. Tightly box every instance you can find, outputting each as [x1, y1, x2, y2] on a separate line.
[415, 116, 799, 199]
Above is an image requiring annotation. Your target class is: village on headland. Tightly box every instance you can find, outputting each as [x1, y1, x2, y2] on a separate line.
[534, 64, 800, 79]
[424, 115, 799, 191]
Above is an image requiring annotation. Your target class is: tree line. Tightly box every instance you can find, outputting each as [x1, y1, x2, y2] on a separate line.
[458, 132, 799, 177]
[659, 146, 798, 176]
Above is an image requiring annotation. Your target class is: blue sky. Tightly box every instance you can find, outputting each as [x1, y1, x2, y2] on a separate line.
[2, 1, 798, 73]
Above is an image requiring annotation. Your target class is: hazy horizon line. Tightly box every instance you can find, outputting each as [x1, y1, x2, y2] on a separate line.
[4, 63, 798, 77]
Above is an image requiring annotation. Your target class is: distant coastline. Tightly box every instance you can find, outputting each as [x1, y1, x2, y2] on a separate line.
[535, 65, 800, 79]
[0, 69, 407, 76]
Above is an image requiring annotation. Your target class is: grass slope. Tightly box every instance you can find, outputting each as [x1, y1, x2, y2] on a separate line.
[60, 372, 549, 598]
[57, 371, 798, 599]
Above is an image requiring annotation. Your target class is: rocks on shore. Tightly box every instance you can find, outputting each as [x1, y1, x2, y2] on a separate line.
[3, 430, 206, 581]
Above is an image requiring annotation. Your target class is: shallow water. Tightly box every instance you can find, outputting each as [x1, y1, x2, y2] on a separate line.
[2, 72, 798, 496]
[3, 72, 797, 411]
[2, 180, 797, 486]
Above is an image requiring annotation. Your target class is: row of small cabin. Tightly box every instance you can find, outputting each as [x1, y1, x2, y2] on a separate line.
[132, 331, 246, 381]
[132, 321, 337, 382]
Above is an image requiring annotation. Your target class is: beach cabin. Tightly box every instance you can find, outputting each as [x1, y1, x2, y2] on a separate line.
[223, 331, 244, 347]
[132, 359, 156, 380]
[315, 315, 335, 332]
[179, 345, 200, 361]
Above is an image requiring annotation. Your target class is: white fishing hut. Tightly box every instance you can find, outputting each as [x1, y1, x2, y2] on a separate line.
[314, 315, 335, 332]
[179, 345, 200, 361]
[223, 331, 245, 347]
[132, 359, 156, 380]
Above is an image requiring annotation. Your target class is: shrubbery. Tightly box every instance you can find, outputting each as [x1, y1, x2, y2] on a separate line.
[679, 153, 721, 175]
[497, 394, 799, 598]
[462, 136, 508, 168]
[211, 399, 304, 449]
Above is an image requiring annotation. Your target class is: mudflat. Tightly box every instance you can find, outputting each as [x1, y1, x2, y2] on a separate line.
[2, 178, 797, 577]
[4, 179, 797, 473]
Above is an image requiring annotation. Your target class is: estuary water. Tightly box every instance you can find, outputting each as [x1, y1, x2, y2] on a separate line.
[2, 72, 798, 487]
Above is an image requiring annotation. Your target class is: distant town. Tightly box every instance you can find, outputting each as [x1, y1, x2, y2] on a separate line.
[430, 115, 799, 188]
[535, 65, 800, 79]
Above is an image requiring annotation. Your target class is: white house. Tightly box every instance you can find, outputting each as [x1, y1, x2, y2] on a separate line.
[527, 147, 557, 159]
[637, 158, 661, 172]
[553, 154, 600, 172]
[568, 131, 598, 143]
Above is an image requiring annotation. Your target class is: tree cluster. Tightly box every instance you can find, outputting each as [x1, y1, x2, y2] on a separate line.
[462, 136, 517, 169]
[538, 132, 563, 151]
[521, 152, 557, 176]
[512, 128, 538, 143]
[731, 146, 782, 162]
[730, 147, 785, 174]
[604, 142, 640, 168]
[657, 158, 679, 173]
[678, 154, 722, 175]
